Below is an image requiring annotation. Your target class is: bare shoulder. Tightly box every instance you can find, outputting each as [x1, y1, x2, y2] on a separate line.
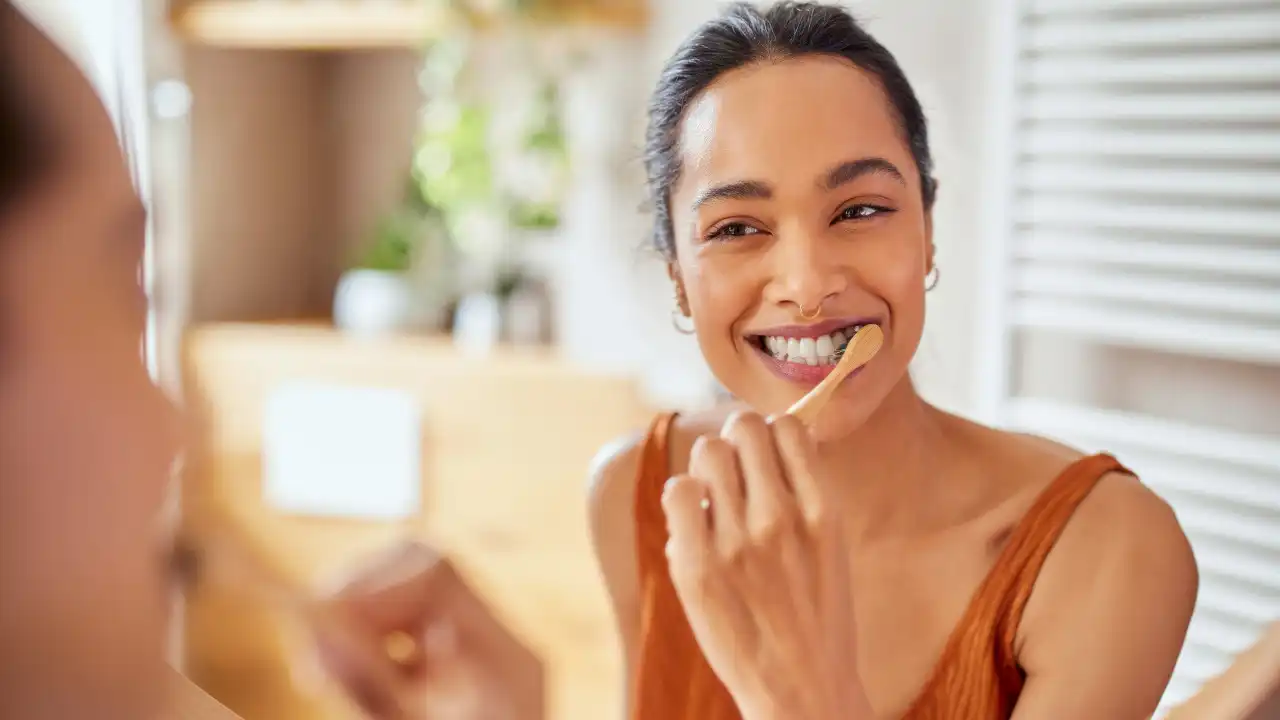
[665, 404, 744, 475]
[1014, 460, 1199, 714]
[586, 403, 744, 540]
[1015, 436, 1199, 628]
[585, 429, 647, 572]
[1039, 465, 1198, 600]
[587, 430, 647, 525]
[584, 405, 741, 667]
[584, 426, 649, 664]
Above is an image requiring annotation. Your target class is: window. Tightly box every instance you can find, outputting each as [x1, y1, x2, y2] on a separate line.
[978, 0, 1280, 713]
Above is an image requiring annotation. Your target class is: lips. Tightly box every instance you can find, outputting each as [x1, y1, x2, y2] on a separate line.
[759, 323, 864, 367]
[746, 320, 883, 386]
[746, 317, 881, 365]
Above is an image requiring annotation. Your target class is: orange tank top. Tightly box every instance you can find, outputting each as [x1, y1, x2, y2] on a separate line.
[630, 412, 1131, 720]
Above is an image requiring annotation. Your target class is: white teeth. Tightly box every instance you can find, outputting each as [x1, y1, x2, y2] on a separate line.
[799, 337, 817, 365]
[770, 338, 786, 360]
[761, 324, 867, 366]
[815, 334, 835, 359]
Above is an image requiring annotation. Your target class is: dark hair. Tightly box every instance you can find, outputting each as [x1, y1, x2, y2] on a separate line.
[644, 1, 937, 259]
[0, 0, 50, 217]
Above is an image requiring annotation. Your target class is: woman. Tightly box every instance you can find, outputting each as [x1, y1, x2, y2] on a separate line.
[0, 3, 541, 718]
[589, 3, 1199, 719]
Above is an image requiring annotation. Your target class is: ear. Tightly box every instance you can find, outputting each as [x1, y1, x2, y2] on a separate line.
[667, 262, 691, 316]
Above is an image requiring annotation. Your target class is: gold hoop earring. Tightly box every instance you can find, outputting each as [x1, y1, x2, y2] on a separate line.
[671, 308, 695, 335]
[925, 265, 940, 292]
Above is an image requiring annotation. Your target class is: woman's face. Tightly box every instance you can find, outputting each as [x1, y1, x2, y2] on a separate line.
[0, 11, 182, 718]
[669, 55, 932, 441]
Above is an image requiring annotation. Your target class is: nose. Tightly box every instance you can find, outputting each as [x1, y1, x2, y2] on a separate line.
[762, 230, 847, 316]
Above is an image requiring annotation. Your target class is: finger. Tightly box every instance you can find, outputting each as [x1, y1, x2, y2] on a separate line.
[721, 411, 794, 535]
[688, 435, 747, 552]
[325, 543, 500, 643]
[768, 413, 826, 525]
[317, 543, 474, 683]
[662, 474, 712, 580]
[322, 540, 448, 634]
[313, 609, 410, 719]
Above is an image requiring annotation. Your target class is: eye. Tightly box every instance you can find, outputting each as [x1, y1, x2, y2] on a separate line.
[836, 204, 893, 223]
[706, 221, 762, 241]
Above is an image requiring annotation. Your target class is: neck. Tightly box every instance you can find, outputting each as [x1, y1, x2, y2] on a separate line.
[815, 374, 961, 540]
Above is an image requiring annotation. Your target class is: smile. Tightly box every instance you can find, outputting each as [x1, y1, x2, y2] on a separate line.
[746, 318, 882, 385]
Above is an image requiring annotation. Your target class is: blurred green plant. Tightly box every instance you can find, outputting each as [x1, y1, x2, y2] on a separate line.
[355, 177, 442, 272]
[506, 80, 567, 230]
[357, 214, 416, 272]
[413, 100, 495, 222]
[350, 0, 567, 282]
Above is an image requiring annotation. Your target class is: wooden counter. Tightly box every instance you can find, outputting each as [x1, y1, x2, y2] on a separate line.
[180, 324, 654, 720]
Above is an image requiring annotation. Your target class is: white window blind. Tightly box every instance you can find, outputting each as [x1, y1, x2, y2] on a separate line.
[979, 0, 1280, 715]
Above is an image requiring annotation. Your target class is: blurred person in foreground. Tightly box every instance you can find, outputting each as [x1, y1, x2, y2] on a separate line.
[0, 2, 539, 718]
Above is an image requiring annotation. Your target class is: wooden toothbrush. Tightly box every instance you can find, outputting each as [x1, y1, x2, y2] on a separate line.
[785, 324, 884, 425]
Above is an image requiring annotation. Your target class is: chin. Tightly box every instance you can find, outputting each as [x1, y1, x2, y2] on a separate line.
[806, 399, 877, 444]
[731, 357, 901, 444]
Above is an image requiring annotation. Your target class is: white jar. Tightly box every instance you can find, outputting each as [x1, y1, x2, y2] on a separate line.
[333, 269, 416, 337]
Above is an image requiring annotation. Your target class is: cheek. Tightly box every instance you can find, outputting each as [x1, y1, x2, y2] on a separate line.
[0, 258, 178, 668]
[879, 244, 926, 313]
[859, 225, 928, 325]
[0, 350, 172, 716]
[681, 254, 762, 341]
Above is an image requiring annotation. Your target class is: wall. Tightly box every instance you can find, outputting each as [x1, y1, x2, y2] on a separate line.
[185, 48, 421, 323]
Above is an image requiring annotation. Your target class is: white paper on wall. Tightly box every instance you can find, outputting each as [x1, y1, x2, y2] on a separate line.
[262, 382, 422, 520]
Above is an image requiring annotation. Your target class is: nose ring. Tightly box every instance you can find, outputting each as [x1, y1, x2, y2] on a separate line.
[798, 303, 822, 320]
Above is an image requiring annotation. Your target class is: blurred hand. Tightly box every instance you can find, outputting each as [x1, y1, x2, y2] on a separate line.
[311, 541, 545, 720]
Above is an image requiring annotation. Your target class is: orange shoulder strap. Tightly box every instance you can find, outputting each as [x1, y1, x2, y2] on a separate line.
[633, 412, 680, 558]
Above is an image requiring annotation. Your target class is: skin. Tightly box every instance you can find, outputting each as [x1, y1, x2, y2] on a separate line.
[589, 56, 1200, 719]
[0, 7, 181, 718]
[3, 9, 1270, 720]
[0, 8, 541, 719]
[315, 542, 546, 720]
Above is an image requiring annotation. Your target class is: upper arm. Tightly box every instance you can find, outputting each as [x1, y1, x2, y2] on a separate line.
[587, 431, 646, 707]
[1164, 621, 1280, 719]
[1012, 472, 1199, 720]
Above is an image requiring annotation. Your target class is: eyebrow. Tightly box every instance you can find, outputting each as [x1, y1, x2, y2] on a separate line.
[690, 156, 907, 212]
[690, 180, 772, 212]
[821, 157, 906, 191]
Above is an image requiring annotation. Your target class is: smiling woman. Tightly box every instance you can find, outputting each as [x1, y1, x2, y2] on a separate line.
[588, 3, 1199, 720]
